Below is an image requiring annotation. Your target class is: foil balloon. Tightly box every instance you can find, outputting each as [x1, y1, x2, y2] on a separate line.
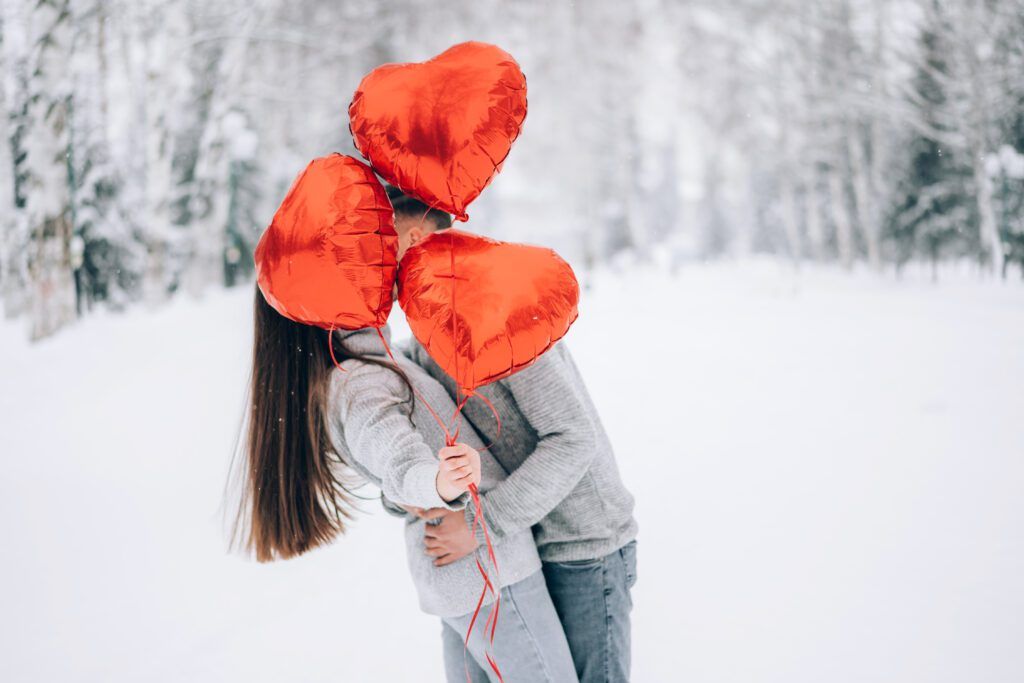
[348, 41, 528, 222]
[398, 230, 579, 392]
[254, 154, 398, 330]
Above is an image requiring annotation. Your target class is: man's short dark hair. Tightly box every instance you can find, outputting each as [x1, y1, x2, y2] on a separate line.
[385, 185, 453, 230]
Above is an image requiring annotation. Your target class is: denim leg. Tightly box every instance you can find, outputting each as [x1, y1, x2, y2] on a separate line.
[441, 619, 490, 683]
[443, 570, 578, 683]
[542, 541, 638, 683]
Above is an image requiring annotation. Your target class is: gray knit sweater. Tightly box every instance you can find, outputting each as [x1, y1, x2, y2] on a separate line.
[326, 326, 541, 617]
[405, 340, 638, 563]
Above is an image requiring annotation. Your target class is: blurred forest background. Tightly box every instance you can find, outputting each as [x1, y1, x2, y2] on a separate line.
[2, 0, 1024, 340]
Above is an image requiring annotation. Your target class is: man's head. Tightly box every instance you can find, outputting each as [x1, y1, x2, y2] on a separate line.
[386, 185, 452, 259]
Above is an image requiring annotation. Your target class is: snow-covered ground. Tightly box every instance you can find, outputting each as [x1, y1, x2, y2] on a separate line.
[2, 260, 1023, 683]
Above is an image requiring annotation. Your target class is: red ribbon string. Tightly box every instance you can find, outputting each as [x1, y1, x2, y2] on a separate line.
[469, 390, 503, 452]
[368, 326, 504, 680]
[329, 326, 457, 447]
[327, 226, 503, 681]
[465, 482, 503, 683]
[444, 227, 504, 681]
[373, 327, 455, 445]
[326, 328, 347, 373]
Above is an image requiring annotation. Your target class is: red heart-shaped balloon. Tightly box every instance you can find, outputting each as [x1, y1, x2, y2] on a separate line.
[254, 154, 398, 330]
[398, 230, 579, 391]
[349, 42, 528, 222]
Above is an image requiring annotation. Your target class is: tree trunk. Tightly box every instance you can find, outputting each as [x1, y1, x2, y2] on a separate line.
[802, 164, 825, 261]
[30, 214, 76, 340]
[972, 151, 1004, 274]
[847, 127, 881, 268]
[828, 164, 854, 269]
[139, 5, 177, 303]
[868, 0, 890, 265]
[779, 168, 802, 265]
[960, 1, 1004, 274]
[25, 0, 76, 339]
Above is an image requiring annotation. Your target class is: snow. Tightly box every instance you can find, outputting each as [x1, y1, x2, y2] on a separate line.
[989, 144, 1024, 180]
[2, 261, 1023, 682]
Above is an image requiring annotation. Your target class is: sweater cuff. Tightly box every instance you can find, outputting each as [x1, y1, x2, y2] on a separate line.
[408, 461, 468, 511]
[380, 494, 408, 519]
[443, 492, 469, 511]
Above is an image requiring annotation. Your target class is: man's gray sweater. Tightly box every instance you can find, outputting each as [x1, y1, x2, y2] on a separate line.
[406, 340, 637, 563]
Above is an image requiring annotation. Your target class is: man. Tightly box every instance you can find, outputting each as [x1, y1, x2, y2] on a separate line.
[387, 186, 638, 683]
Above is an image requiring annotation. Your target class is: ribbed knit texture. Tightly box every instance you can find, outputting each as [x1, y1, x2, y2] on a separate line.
[406, 340, 638, 563]
[326, 326, 540, 617]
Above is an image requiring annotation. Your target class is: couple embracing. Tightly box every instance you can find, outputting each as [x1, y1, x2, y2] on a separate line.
[236, 188, 637, 683]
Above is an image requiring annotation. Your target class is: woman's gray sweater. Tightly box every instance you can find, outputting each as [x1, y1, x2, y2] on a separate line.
[326, 326, 540, 617]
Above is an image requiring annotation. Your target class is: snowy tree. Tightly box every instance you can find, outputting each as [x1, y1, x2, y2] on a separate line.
[886, 6, 974, 277]
[21, 0, 77, 339]
[1, 0, 30, 320]
[1, 0, 1022, 337]
[991, 12, 1024, 278]
[182, 3, 262, 294]
[67, 0, 144, 311]
[890, 0, 1022, 273]
[0, 4, 16, 315]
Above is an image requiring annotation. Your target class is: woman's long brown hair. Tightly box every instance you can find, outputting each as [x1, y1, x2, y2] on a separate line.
[233, 286, 349, 561]
[232, 285, 412, 562]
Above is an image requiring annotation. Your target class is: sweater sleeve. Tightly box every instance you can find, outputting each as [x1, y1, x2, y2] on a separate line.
[380, 493, 410, 518]
[336, 364, 466, 512]
[470, 347, 598, 540]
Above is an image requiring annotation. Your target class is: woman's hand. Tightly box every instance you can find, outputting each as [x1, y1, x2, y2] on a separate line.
[424, 509, 480, 566]
[435, 443, 481, 502]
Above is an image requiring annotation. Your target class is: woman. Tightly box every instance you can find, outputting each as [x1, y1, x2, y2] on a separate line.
[234, 286, 577, 682]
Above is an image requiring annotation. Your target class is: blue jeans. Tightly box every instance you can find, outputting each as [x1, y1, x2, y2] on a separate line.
[542, 541, 638, 683]
[441, 570, 578, 683]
